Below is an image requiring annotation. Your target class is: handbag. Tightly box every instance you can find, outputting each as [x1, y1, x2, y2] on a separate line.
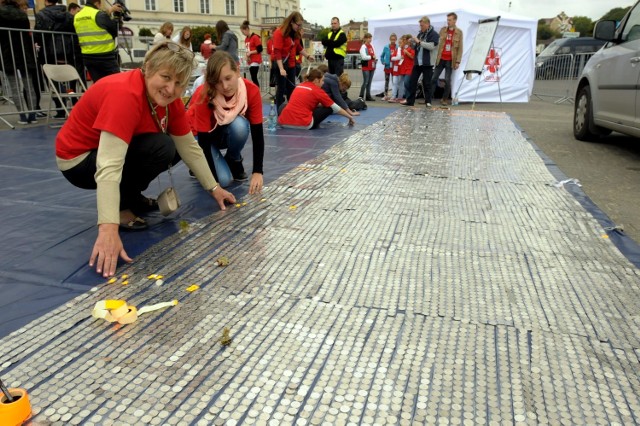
[157, 165, 181, 216]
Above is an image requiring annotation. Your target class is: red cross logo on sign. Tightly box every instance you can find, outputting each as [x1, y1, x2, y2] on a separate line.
[484, 48, 502, 82]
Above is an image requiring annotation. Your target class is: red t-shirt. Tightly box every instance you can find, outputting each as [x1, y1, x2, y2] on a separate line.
[186, 78, 264, 133]
[362, 43, 376, 71]
[390, 46, 402, 76]
[400, 46, 414, 75]
[56, 69, 190, 160]
[278, 82, 334, 127]
[267, 38, 275, 61]
[245, 33, 263, 64]
[441, 29, 454, 61]
[272, 28, 300, 68]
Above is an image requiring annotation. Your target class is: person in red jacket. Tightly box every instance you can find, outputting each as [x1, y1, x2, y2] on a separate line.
[399, 34, 415, 103]
[272, 11, 314, 111]
[200, 33, 214, 60]
[240, 20, 263, 87]
[187, 51, 264, 194]
[358, 33, 377, 101]
[278, 68, 355, 129]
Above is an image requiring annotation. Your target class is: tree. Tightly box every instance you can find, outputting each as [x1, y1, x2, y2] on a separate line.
[537, 20, 560, 41]
[600, 7, 631, 22]
[190, 26, 218, 50]
[316, 28, 331, 41]
[138, 28, 153, 37]
[572, 16, 594, 36]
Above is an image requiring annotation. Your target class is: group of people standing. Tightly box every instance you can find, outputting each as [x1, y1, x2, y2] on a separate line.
[379, 13, 464, 106]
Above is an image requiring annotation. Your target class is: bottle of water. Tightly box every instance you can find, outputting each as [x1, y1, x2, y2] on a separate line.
[267, 100, 277, 132]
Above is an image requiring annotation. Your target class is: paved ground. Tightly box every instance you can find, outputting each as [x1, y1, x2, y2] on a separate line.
[2, 109, 639, 425]
[343, 79, 640, 244]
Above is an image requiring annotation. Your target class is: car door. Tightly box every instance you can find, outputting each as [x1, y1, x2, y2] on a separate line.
[594, 4, 640, 127]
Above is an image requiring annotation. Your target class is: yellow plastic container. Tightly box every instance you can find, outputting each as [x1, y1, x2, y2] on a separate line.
[0, 388, 31, 425]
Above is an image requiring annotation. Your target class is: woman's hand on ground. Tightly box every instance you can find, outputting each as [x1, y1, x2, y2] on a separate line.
[90, 223, 132, 278]
[211, 186, 236, 210]
[248, 173, 264, 195]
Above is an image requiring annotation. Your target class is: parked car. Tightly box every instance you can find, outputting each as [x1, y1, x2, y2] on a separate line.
[535, 37, 606, 79]
[574, 2, 640, 140]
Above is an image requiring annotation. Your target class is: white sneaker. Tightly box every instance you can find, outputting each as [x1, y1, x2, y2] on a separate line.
[426, 103, 432, 107]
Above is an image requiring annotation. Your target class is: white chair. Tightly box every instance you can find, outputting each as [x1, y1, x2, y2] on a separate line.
[42, 64, 87, 126]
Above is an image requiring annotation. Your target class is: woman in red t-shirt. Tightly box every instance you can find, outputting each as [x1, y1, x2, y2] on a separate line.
[358, 33, 377, 101]
[400, 34, 415, 102]
[187, 51, 265, 194]
[240, 20, 263, 87]
[55, 42, 235, 278]
[273, 11, 314, 111]
[278, 68, 355, 129]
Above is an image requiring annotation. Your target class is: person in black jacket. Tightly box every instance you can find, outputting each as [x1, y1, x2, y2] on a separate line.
[400, 16, 440, 107]
[0, 0, 38, 124]
[35, 0, 83, 118]
[321, 17, 347, 76]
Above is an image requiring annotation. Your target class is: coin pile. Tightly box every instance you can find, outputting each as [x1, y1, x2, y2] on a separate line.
[1, 110, 638, 424]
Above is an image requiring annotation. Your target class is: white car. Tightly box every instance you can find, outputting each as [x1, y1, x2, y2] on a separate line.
[574, 2, 640, 140]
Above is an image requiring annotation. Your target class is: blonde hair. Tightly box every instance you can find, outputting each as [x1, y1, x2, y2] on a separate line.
[159, 22, 174, 36]
[178, 26, 192, 49]
[338, 73, 351, 90]
[142, 42, 195, 89]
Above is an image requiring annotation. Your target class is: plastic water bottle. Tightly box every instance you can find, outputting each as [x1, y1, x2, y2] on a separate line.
[267, 100, 277, 132]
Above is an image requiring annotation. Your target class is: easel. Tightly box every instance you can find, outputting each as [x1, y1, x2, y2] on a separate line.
[453, 16, 502, 110]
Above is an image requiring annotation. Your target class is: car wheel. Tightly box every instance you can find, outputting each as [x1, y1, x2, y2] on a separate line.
[574, 85, 612, 141]
[573, 85, 599, 141]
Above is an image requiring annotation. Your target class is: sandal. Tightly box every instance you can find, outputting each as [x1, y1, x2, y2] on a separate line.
[119, 216, 148, 231]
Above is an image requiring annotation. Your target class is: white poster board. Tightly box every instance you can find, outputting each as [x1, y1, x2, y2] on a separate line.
[464, 16, 500, 74]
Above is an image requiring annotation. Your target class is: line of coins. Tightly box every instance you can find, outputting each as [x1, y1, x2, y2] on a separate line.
[1, 110, 639, 424]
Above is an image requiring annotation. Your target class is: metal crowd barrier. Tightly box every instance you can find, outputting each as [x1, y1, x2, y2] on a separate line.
[532, 52, 597, 104]
[0, 26, 83, 128]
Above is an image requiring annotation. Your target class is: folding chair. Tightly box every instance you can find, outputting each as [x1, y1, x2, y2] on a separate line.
[42, 64, 87, 126]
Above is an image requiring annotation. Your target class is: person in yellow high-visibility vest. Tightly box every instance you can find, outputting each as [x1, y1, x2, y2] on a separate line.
[73, 0, 122, 82]
[321, 17, 347, 76]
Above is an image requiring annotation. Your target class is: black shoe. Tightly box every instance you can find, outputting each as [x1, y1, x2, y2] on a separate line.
[53, 112, 66, 119]
[224, 155, 248, 181]
[374, 92, 384, 97]
[35, 112, 47, 118]
[365, 97, 376, 102]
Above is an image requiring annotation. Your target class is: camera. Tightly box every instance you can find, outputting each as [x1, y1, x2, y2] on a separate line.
[113, 0, 132, 22]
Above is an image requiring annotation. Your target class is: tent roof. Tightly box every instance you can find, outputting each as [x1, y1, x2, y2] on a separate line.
[368, 1, 537, 26]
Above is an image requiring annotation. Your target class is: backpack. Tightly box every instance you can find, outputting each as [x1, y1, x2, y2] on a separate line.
[348, 97, 367, 111]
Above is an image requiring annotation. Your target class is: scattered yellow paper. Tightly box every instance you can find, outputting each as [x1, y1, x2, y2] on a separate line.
[186, 284, 200, 292]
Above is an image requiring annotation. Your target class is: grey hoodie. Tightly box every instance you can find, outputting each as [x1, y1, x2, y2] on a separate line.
[321, 73, 349, 111]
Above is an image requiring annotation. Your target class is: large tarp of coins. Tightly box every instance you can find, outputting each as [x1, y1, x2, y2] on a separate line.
[2, 109, 640, 425]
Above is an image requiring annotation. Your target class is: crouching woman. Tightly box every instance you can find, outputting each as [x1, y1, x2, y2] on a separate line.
[187, 51, 265, 194]
[55, 42, 236, 278]
[278, 68, 355, 130]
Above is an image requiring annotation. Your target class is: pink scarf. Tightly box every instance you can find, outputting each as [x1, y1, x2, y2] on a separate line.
[210, 78, 248, 132]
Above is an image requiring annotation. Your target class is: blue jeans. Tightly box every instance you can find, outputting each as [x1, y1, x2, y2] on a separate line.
[197, 115, 250, 187]
[359, 69, 375, 99]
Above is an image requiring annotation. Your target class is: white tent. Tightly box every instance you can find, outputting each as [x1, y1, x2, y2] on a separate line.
[367, 1, 537, 102]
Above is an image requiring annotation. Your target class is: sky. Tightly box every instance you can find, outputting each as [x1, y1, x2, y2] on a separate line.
[299, 0, 633, 26]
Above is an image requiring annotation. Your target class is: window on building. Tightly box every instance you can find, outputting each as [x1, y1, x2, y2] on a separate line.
[174, 0, 185, 13]
[254, 1, 258, 18]
[275, 7, 279, 17]
[265, 4, 269, 16]
[226, 0, 236, 15]
[200, 0, 210, 14]
[285, 9, 288, 17]
[145, 0, 157, 10]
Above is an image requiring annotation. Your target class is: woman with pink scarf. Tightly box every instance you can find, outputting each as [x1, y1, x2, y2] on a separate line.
[187, 51, 264, 194]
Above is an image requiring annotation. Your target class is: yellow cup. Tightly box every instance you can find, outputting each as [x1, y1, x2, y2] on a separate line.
[0, 388, 31, 426]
